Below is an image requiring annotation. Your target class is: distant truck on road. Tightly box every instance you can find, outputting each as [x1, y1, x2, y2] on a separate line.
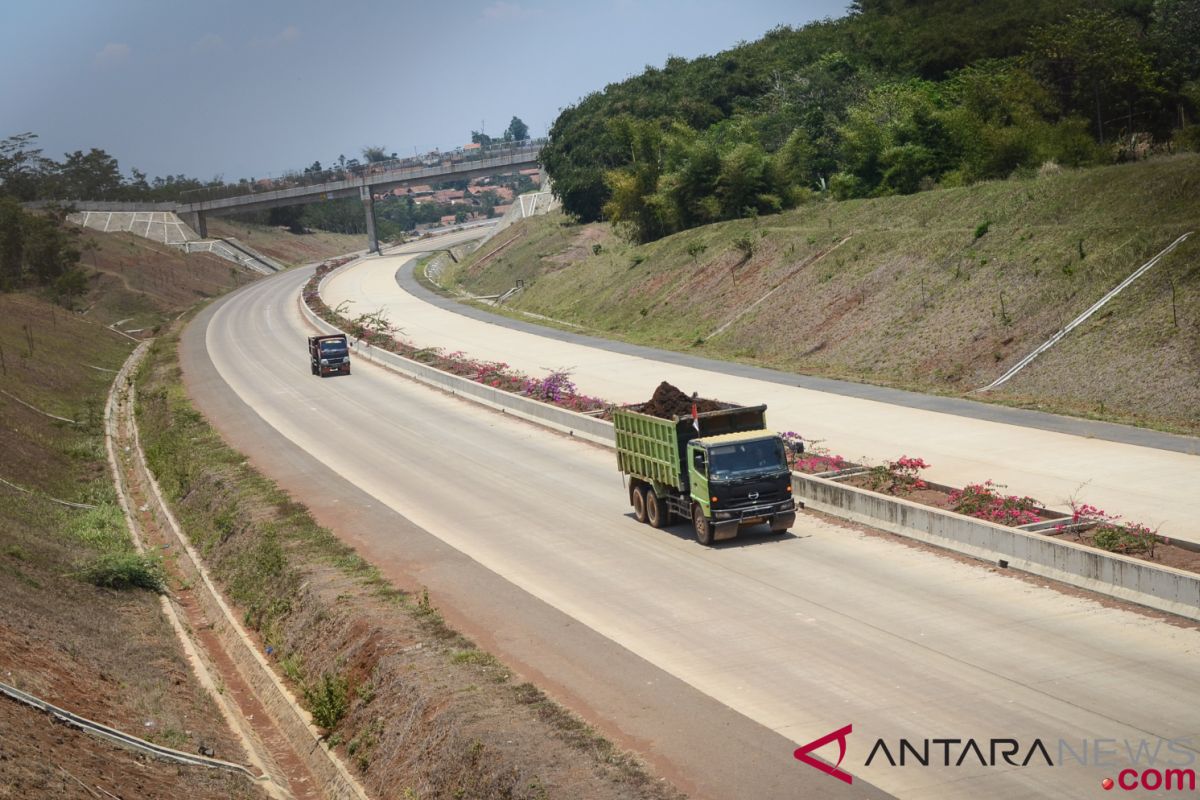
[614, 402, 797, 545]
[308, 334, 351, 377]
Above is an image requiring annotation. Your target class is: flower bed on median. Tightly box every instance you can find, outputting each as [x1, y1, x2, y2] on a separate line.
[305, 259, 1200, 574]
[304, 261, 610, 417]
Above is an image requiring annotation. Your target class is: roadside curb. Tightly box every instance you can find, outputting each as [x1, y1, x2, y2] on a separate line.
[104, 340, 284, 795]
[114, 339, 373, 800]
[304, 271, 1200, 623]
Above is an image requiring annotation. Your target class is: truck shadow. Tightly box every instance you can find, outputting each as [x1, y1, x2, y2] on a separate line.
[626, 515, 800, 548]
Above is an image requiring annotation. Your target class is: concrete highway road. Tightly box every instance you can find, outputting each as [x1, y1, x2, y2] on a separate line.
[323, 245, 1200, 547]
[183, 256, 1200, 799]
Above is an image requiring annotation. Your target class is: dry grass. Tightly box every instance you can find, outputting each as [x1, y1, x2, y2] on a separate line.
[207, 219, 365, 267]
[450, 155, 1200, 434]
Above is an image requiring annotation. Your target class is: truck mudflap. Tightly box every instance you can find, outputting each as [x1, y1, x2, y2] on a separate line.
[713, 520, 740, 541]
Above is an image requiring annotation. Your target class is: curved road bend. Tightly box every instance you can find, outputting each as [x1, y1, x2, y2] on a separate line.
[184, 262, 1200, 798]
[324, 246, 1200, 545]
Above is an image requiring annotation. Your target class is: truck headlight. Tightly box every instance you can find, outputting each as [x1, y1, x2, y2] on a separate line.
[320, 359, 329, 365]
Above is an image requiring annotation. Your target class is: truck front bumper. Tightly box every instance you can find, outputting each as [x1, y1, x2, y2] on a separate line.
[712, 499, 798, 539]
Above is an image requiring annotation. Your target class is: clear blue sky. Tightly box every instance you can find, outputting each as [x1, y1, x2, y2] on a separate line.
[2, 1, 850, 182]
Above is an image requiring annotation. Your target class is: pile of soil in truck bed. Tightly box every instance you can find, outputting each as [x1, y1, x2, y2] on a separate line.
[639, 381, 728, 419]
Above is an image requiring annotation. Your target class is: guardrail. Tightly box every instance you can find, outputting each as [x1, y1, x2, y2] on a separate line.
[301, 262, 1200, 623]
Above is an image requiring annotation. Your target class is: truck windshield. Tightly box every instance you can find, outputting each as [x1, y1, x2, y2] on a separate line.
[708, 439, 786, 480]
[320, 341, 346, 352]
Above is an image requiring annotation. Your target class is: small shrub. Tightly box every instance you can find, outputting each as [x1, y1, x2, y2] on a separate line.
[974, 220, 990, 240]
[1172, 125, 1200, 153]
[686, 242, 707, 259]
[863, 456, 930, 495]
[780, 433, 849, 474]
[280, 653, 304, 684]
[949, 481, 1040, 526]
[733, 234, 755, 260]
[304, 672, 349, 730]
[1068, 502, 1160, 557]
[80, 551, 165, 592]
[591, 243, 602, 255]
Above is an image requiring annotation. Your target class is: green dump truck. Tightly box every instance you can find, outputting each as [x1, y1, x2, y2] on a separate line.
[614, 403, 798, 545]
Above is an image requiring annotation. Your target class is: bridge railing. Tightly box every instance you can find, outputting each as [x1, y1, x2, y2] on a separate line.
[178, 140, 544, 206]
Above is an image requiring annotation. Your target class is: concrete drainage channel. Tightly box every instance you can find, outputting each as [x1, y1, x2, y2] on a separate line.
[106, 340, 372, 800]
[304, 263, 1200, 624]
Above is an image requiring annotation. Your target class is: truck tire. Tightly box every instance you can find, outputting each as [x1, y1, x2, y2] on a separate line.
[646, 489, 668, 529]
[769, 520, 789, 534]
[311, 362, 317, 375]
[631, 485, 648, 524]
[692, 502, 713, 546]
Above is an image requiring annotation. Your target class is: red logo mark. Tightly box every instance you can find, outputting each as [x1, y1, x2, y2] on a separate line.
[794, 724, 854, 785]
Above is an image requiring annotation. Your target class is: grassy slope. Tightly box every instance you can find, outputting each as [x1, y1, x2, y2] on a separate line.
[446, 155, 1200, 434]
[207, 218, 365, 266]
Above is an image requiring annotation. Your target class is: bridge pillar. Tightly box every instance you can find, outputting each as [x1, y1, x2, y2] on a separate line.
[184, 210, 208, 239]
[360, 187, 379, 253]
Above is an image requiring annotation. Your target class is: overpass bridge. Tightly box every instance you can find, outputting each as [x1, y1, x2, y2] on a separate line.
[176, 142, 543, 252]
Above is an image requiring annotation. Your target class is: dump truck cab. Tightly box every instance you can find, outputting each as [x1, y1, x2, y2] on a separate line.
[687, 430, 795, 543]
[309, 334, 351, 377]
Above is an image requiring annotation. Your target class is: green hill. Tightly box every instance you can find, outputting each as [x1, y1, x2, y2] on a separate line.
[443, 155, 1200, 434]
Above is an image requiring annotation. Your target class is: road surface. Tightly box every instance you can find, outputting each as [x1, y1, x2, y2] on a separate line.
[183, 256, 1200, 799]
[322, 244, 1200, 547]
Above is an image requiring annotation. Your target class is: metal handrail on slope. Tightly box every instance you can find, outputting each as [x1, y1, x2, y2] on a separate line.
[0, 681, 265, 781]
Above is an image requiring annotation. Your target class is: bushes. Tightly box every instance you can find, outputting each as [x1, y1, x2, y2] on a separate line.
[1065, 502, 1161, 557]
[304, 672, 350, 730]
[863, 456, 930, 494]
[80, 551, 165, 592]
[948, 480, 1040, 526]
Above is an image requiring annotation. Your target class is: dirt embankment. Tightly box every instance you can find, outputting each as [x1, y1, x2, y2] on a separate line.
[450, 155, 1200, 435]
[0, 289, 261, 797]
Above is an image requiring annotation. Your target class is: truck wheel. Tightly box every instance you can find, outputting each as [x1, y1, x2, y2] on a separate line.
[646, 489, 668, 529]
[769, 520, 789, 534]
[631, 486, 648, 524]
[310, 363, 317, 375]
[692, 503, 713, 546]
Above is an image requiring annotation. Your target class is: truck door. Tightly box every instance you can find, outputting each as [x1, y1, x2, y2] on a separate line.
[688, 445, 710, 515]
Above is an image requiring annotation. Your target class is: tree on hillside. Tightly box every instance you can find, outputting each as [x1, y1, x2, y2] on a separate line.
[51, 148, 123, 199]
[21, 207, 82, 302]
[362, 146, 390, 163]
[0, 197, 24, 288]
[504, 116, 529, 142]
[1028, 10, 1160, 143]
[0, 132, 52, 201]
[1148, 0, 1200, 125]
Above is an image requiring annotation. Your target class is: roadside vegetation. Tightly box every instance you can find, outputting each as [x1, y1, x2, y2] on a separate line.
[0, 237, 257, 796]
[443, 154, 1200, 434]
[543, 1, 1200, 242]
